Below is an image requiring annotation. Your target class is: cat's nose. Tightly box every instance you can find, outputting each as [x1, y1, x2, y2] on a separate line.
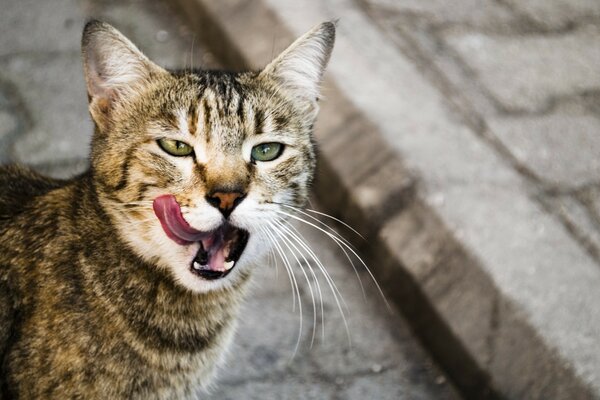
[206, 190, 246, 218]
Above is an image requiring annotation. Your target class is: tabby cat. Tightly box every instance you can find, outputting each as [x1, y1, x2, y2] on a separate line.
[0, 20, 335, 399]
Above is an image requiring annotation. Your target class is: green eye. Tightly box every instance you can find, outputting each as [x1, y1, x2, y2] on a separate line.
[157, 138, 194, 157]
[251, 142, 284, 162]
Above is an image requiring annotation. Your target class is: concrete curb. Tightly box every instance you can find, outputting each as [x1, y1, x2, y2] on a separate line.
[172, 0, 600, 398]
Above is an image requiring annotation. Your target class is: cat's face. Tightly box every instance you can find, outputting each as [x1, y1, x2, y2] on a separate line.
[81, 21, 334, 292]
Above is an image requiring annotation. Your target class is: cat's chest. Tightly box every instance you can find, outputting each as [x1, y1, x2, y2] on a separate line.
[122, 327, 235, 400]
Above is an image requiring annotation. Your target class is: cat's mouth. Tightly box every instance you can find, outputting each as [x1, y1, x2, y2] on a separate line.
[152, 194, 249, 280]
[190, 224, 249, 280]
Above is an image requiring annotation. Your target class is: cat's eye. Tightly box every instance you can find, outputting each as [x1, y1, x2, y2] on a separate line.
[250, 142, 284, 162]
[157, 138, 194, 157]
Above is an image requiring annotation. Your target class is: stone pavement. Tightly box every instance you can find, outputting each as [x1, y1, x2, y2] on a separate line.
[0, 0, 460, 398]
[173, 0, 600, 398]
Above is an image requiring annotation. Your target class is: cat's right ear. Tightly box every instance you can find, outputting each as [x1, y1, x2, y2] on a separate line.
[81, 20, 167, 129]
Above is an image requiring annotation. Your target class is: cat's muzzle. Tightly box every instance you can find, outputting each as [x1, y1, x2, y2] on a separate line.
[152, 194, 250, 280]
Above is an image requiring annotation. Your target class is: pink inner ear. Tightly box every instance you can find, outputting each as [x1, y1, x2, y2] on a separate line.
[85, 51, 104, 96]
[153, 194, 207, 245]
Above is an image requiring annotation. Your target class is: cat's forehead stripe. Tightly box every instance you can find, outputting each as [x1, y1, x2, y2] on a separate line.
[254, 109, 264, 135]
[201, 96, 212, 143]
[187, 102, 198, 137]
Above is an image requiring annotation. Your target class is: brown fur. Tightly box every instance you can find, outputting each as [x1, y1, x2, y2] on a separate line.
[0, 20, 334, 399]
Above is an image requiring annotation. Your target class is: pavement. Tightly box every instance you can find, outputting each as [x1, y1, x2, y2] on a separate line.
[0, 0, 460, 399]
[170, 0, 600, 399]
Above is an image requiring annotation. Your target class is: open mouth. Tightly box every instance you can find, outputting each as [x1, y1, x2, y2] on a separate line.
[191, 224, 249, 280]
[153, 194, 250, 280]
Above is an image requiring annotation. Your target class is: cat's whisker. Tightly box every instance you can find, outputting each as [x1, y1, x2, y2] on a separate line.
[257, 225, 292, 307]
[275, 210, 391, 311]
[256, 225, 277, 276]
[266, 238, 279, 279]
[272, 202, 359, 251]
[262, 226, 304, 360]
[273, 213, 352, 313]
[282, 204, 365, 240]
[280, 220, 342, 318]
[282, 208, 368, 301]
[274, 204, 368, 299]
[270, 220, 321, 349]
[274, 217, 351, 345]
[123, 200, 154, 204]
[118, 202, 155, 211]
[120, 217, 158, 227]
[272, 219, 328, 345]
[269, 222, 318, 349]
[190, 34, 196, 72]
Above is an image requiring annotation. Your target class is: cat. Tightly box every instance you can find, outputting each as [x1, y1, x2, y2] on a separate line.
[0, 19, 335, 399]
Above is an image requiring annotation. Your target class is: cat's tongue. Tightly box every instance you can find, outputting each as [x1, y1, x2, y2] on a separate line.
[152, 194, 207, 245]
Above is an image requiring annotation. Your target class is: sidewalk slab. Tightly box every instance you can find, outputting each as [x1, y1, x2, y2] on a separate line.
[363, 0, 515, 29]
[501, 0, 600, 29]
[173, 0, 600, 398]
[487, 114, 600, 188]
[444, 26, 600, 112]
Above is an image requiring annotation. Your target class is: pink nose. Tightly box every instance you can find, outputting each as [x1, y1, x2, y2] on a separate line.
[206, 191, 246, 218]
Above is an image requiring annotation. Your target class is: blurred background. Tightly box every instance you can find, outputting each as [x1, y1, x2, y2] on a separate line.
[1, 0, 599, 399]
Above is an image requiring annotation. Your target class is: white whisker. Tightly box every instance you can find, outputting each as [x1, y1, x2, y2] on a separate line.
[262, 225, 304, 360]
[281, 203, 364, 240]
[270, 220, 321, 348]
[275, 209, 391, 311]
[279, 208, 368, 300]
[274, 217, 352, 345]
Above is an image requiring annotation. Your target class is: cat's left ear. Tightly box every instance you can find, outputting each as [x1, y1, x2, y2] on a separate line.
[81, 20, 167, 128]
[260, 22, 336, 111]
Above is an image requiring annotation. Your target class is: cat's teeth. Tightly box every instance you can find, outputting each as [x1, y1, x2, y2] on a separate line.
[224, 260, 235, 270]
[193, 261, 206, 270]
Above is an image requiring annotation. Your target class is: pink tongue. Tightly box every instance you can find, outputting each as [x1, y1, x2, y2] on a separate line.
[200, 233, 228, 272]
[206, 244, 227, 272]
[153, 195, 207, 245]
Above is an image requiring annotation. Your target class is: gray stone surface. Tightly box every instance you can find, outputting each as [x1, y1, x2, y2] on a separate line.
[4, 53, 92, 165]
[207, 379, 336, 400]
[363, 0, 515, 28]
[445, 26, 600, 112]
[339, 368, 445, 400]
[0, 111, 17, 141]
[0, 81, 28, 163]
[0, 0, 84, 56]
[502, 0, 600, 29]
[584, 187, 600, 222]
[549, 194, 600, 266]
[488, 114, 600, 187]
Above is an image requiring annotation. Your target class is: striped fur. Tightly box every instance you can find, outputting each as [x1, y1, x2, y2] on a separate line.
[0, 20, 334, 399]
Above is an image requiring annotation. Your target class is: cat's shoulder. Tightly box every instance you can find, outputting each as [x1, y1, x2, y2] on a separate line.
[0, 164, 64, 219]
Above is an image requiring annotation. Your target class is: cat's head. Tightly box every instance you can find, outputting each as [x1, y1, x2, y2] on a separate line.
[81, 21, 335, 293]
